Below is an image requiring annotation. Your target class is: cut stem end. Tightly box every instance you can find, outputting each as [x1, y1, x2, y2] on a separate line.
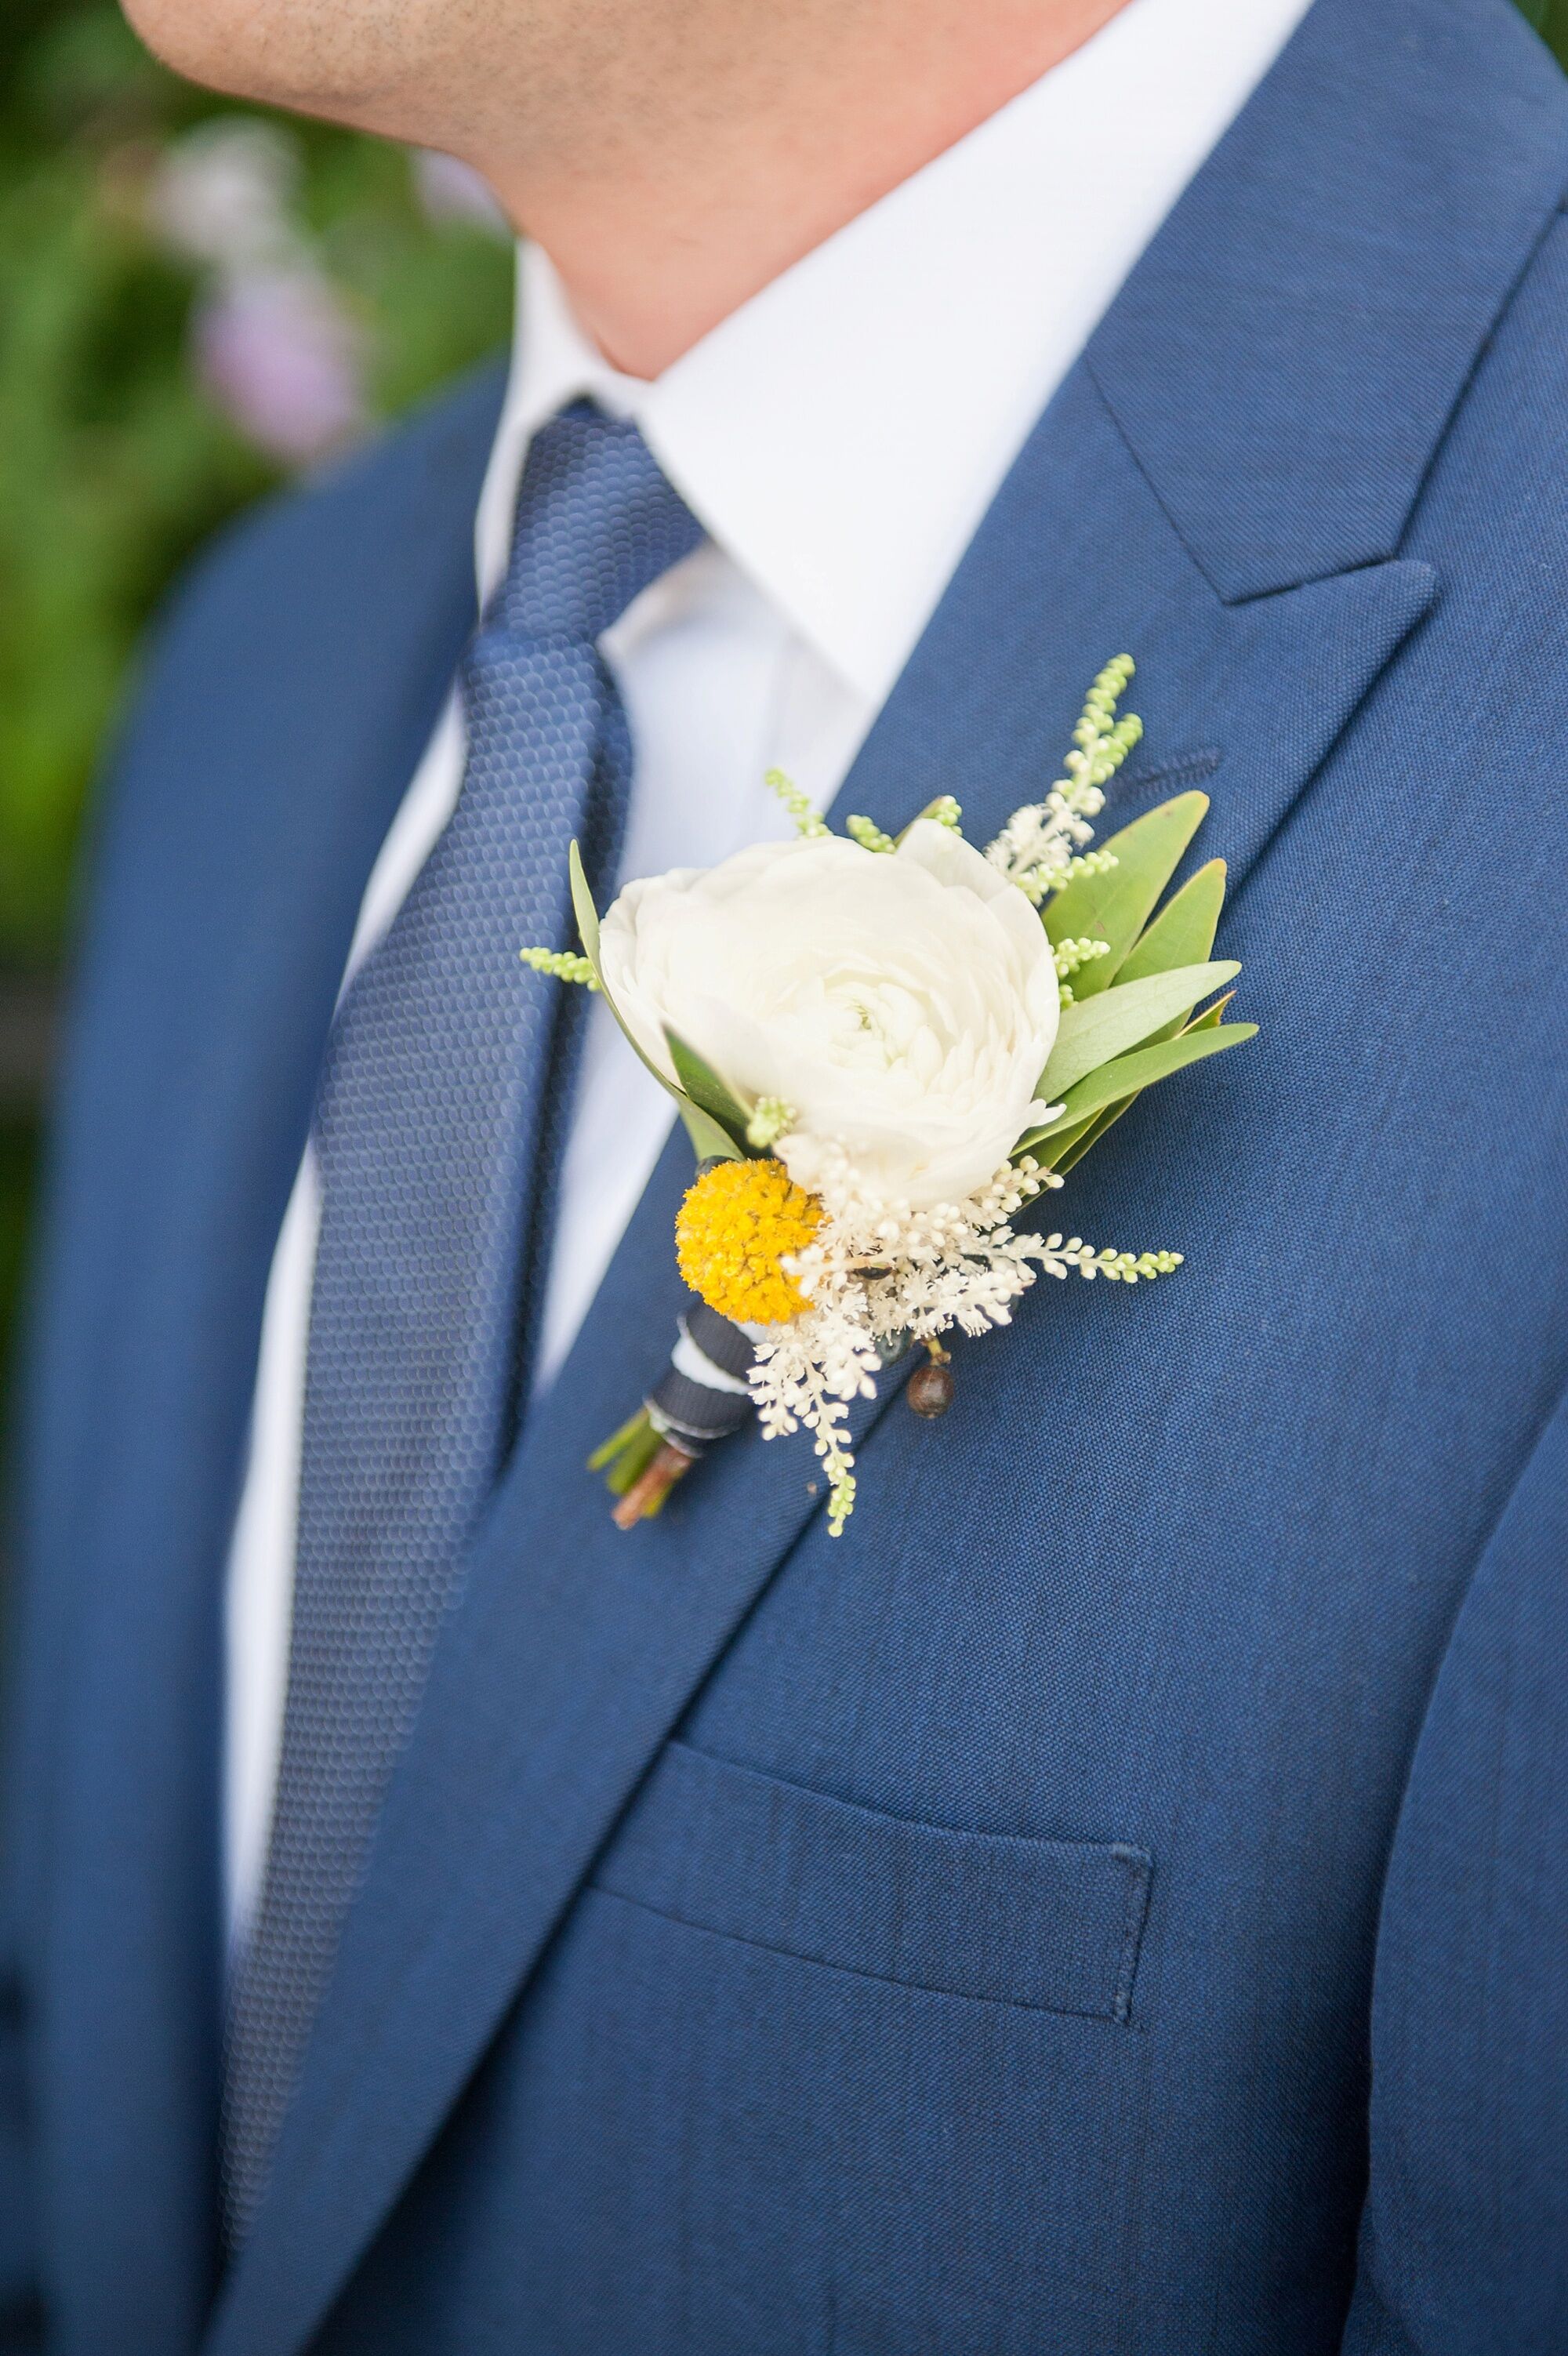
[611, 1439, 699, 1529]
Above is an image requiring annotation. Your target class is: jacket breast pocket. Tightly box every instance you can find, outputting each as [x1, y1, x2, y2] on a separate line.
[591, 1739, 1152, 2024]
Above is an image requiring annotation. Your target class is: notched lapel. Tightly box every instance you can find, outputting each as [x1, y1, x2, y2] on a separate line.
[1086, 0, 1568, 599]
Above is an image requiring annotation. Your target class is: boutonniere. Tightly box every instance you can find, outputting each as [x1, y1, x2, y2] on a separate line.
[523, 658, 1254, 1533]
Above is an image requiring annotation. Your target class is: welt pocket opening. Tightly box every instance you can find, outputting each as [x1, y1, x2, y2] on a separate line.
[590, 1741, 1153, 2027]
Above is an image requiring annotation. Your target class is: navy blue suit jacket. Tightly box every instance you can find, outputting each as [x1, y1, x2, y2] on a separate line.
[6, 0, 1568, 2347]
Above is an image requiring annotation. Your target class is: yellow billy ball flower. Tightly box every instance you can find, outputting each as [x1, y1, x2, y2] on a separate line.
[676, 1158, 822, 1325]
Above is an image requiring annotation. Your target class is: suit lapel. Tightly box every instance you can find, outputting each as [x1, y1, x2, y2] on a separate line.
[211, 2, 1568, 2342]
[38, 369, 505, 2354]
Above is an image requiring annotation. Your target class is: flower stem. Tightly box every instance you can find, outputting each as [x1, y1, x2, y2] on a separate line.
[611, 1438, 699, 1528]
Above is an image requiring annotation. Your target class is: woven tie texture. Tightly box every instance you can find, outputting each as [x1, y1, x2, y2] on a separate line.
[220, 403, 702, 2242]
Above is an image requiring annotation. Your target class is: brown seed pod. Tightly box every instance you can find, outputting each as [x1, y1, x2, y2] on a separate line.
[907, 1360, 956, 1418]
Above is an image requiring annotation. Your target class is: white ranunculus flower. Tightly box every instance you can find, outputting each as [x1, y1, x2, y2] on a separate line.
[597, 819, 1062, 1211]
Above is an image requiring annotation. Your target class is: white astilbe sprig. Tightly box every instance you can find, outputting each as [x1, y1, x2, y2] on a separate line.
[985, 654, 1142, 904]
[748, 1143, 1181, 1536]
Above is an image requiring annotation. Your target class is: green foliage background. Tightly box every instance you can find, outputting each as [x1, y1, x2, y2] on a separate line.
[0, 1, 516, 1392]
[0, 0, 1565, 1399]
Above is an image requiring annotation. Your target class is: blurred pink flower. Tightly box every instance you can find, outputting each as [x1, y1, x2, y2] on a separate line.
[412, 149, 509, 234]
[194, 269, 366, 466]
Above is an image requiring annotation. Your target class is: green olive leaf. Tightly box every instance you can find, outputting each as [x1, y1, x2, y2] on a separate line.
[1018, 1022, 1257, 1154]
[665, 1027, 753, 1153]
[1043, 791, 1210, 989]
[1039, 960, 1239, 1100]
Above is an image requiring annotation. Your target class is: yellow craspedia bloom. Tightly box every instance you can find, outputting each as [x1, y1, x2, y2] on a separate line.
[676, 1157, 822, 1325]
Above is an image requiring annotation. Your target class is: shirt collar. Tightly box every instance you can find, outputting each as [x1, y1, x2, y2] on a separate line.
[477, 0, 1313, 709]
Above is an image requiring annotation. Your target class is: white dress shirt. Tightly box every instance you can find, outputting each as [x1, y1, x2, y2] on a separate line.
[223, 0, 1316, 1948]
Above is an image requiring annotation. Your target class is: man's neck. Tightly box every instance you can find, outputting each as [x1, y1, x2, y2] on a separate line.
[481, 0, 1132, 379]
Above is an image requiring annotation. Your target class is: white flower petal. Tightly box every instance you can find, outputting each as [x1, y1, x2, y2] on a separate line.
[598, 825, 1060, 1207]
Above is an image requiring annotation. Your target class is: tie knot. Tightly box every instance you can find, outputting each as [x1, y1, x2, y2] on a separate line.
[495, 400, 703, 646]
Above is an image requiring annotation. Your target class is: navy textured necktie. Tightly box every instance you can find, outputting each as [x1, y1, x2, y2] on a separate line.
[221, 402, 702, 2240]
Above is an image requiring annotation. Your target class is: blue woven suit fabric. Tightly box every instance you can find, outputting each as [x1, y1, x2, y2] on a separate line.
[219, 402, 702, 2239]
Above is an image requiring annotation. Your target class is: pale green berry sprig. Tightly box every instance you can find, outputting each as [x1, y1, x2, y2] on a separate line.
[1053, 936, 1112, 979]
[1055, 847, 1120, 889]
[1078, 1245, 1185, 1282]
[984, 659, 1142, 905]
[765, 768, 829, 837]
[826, 1465, 857, 1537]
[520, 947, 598, 989]
[1070, 655, 1145, 791]
[745, 1096, 797, 1149]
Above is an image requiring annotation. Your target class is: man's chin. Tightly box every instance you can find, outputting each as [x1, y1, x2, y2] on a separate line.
[118, 0, 403, 120]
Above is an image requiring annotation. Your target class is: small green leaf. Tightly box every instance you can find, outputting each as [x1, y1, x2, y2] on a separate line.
[1019, 1022, 1257, 1150]
[1044, 791, 1210, 989]
[666, 1027, 751, 1149]
[568, 842, 742, 1160]
[1109, 862, 1232, 1087]
[680, 1102, 746, 1163]
[1029, 1109, 1102, 1168]
[1116, 859, 1227, 984]
[1045, 989, 1240, 1172]
[568, 840, 601, 964]
[588, 1406, 657, 1473]
[1047, 1106, 1124, 1174]
[567, 844, 670, 1092]
[1038, 960, 1239, 1099]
